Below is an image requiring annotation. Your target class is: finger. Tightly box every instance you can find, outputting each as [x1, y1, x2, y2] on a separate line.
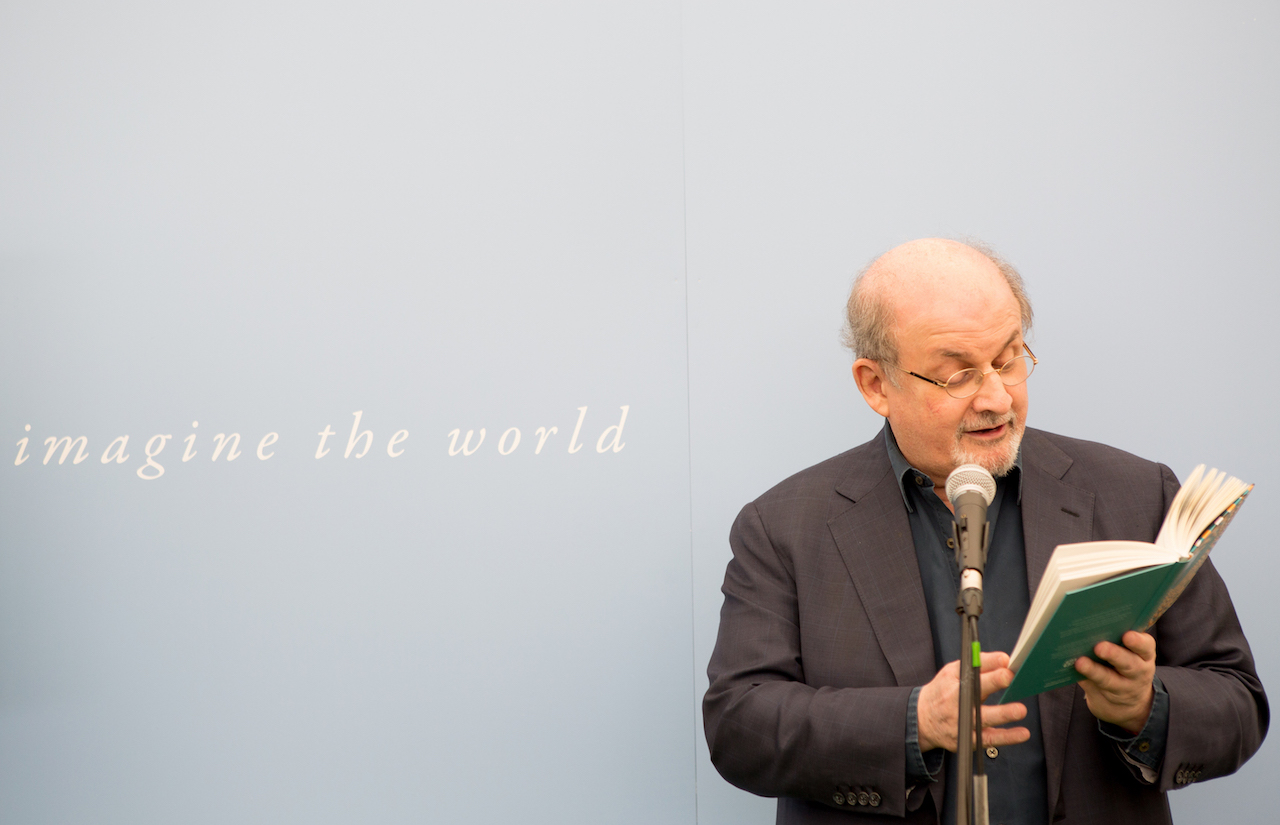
[1092, 643, 1139, 675]
[978, 667, 1015, 701]
[979, 702, 1027, 727]
[1121, 631, 1156, 661]
[979, 726, 1031, 747]
[1091, 643, 1151, 681]
[977, 651, 1011, 672]
[1075, 656, 1122, 691]
[1077, 655, 1147, 696]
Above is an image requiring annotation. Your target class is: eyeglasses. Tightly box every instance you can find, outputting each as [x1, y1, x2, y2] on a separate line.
[892, 343, 1038, 399]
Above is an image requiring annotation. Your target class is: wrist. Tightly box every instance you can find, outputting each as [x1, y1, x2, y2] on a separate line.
[1120, 687, 1155, 735]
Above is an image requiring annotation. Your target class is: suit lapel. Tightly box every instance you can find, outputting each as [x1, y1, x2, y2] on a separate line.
[828, 442, 944, 820]
[1019, 431, 1095, 818]
[828, 458, 936, 690]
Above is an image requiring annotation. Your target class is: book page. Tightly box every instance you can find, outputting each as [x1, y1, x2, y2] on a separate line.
[1155, 465, 1251, 554]
[1138, 486, 1253, 628]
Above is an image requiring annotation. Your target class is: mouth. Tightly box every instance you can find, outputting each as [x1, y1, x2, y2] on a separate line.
[961, 420, 1012, 441]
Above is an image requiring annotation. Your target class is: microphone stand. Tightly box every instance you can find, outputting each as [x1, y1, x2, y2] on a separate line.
[954, 515, 990, 825]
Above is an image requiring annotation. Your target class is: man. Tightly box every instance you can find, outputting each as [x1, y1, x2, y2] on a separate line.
[703, 239, 1267, 824]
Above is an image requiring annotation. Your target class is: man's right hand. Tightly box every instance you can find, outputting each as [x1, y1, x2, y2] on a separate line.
[917, 651, 1030, 753]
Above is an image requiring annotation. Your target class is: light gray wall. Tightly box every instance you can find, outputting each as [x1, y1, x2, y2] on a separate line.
[1, 2, 1274, 823]
[0, 3, 693, 823]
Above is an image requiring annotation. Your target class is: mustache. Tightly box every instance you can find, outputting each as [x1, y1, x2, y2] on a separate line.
[959, 412, 1016, 433]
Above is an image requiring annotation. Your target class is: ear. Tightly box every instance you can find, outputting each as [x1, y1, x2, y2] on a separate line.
[852, 358, 892, 418]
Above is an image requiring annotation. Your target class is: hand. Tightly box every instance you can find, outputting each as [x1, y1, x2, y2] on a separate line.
[917, 651, 1030, 753]
[1075, 630, 1156, 734]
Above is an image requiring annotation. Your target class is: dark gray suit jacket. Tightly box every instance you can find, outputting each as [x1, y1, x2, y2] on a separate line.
[704, 428, 1267, 824]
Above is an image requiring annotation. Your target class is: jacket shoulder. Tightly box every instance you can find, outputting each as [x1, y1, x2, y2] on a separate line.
[1024, 427, 1172, 483]
[749, 435, 890, 517]
[1023, 428, 1179, 533]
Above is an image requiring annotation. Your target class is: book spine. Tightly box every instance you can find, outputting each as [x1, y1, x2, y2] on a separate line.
[1132, 562, 1186, 632]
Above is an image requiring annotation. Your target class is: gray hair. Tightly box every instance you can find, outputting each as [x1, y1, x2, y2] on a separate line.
[842, 239, 1034, 371]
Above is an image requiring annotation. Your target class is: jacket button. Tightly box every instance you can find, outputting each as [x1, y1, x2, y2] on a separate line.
[857, 791, 870, 806]
[832, 792, 845, 806]
[869, 792, 881, 807]
[986, 746, 999, 759]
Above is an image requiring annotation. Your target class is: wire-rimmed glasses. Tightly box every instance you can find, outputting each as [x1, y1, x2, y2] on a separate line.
[894, 343, 1038, 399]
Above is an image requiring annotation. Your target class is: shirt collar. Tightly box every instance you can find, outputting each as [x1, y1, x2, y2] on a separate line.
[882, 422, 1023, 512]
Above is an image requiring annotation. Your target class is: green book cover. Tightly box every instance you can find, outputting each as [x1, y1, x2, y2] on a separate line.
[1001, 563, 1181, 702]
[1001, 486, 1251, 703]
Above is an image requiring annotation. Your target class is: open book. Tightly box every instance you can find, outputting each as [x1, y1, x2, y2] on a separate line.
[1001, 465, 1252, 703]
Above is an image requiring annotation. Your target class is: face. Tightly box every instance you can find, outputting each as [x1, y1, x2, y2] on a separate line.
[853, 259, 1029, 485]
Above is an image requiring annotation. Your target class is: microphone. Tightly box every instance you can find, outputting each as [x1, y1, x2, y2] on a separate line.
[946, 465, 996, 594]
[947, 464, 999, 825]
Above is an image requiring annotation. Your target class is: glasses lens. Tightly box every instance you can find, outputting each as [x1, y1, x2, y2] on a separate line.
[944, 368, 983, 399]
[998, 355, 1035, 386]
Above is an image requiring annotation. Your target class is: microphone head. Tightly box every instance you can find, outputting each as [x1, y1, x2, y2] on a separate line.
[946, 464, 996, 507]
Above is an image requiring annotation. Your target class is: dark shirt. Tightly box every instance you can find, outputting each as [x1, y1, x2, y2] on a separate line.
[885, 425, 1169, 824]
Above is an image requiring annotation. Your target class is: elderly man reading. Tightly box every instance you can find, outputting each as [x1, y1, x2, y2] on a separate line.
[703, 239, 1267, 825]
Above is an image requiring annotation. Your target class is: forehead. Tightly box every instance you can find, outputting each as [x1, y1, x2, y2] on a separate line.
[902, 295, 1023, 362]
[886, 255, 1023, 363]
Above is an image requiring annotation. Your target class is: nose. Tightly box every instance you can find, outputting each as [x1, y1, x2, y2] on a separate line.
[970, 369, 1013, 414]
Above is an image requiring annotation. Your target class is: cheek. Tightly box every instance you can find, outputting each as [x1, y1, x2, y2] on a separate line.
[923, 398, 962, 427]
[1011, 387, 1030, 417]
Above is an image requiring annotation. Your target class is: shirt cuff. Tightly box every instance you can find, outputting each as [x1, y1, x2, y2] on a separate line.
[906, 685, 944, 783]
[1098, 675, 1170, 783]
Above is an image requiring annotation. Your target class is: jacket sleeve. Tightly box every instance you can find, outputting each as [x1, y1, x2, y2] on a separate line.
[702, 500, 924, 817]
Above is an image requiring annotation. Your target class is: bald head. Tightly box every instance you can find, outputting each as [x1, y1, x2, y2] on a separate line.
[843, 238, 1033, 369]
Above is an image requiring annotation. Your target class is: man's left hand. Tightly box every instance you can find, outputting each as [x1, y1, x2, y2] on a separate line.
[1075, 630, 1156, 734]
